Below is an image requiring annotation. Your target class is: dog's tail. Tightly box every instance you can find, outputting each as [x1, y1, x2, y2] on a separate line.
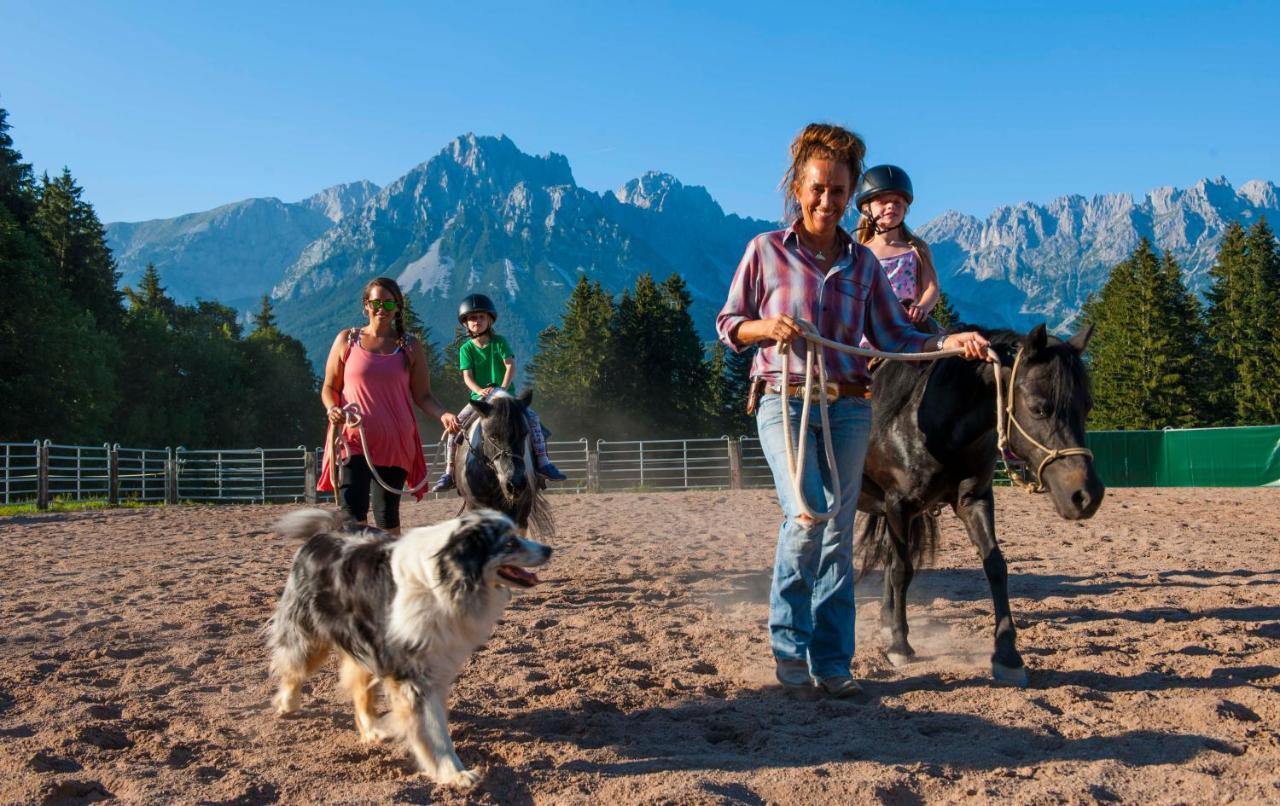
[275, 508, 345, 541]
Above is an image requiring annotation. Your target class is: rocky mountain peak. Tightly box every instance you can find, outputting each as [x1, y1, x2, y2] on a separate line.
[614, 171, 725, 223]
[298, 180, 381, 223]
[441, 133, 575, 189]
[921, 176, 1280, 333]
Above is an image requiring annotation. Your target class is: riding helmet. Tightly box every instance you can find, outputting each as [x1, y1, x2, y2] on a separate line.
[458, 293, 498, 324]
[854, 165, 914, 208]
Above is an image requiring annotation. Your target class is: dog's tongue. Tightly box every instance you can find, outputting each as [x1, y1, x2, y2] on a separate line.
[498, 565, 540, 586]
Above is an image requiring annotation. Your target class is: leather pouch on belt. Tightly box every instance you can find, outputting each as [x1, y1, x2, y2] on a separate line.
[745, 377, 765, 416]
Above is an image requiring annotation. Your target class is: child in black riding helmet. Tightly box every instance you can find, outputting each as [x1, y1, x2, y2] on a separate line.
[431, 293, 566, 492]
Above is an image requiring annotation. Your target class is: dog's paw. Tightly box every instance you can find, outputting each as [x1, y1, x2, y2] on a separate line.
[359, 722, 393, 743]
[273, 690, 300, 716]
[443, 768, 481, 789]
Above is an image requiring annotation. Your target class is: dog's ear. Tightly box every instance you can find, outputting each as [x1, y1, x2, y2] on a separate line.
[438, 510, 513, 590]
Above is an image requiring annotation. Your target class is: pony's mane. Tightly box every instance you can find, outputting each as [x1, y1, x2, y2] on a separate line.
[947, 324, 1093, 416]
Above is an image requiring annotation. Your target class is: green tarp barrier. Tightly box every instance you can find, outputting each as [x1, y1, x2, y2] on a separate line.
[1087, 426, 1280, 487]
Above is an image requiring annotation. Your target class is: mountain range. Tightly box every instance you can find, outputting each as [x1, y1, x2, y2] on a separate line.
[104, 136, 1279, 372]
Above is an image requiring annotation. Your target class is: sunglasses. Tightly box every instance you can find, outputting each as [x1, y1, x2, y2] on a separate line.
[366, 299, 399, 313]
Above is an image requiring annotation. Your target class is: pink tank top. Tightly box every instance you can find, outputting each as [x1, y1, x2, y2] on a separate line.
[878, 249, 919, 304]
[860, 249, 920, 349]
[317, 330, 427, 498]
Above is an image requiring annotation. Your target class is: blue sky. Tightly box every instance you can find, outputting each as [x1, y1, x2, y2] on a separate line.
[3, 1, 1277, 226]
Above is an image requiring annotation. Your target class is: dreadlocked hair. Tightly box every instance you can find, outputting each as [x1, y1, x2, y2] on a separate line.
[780, 123, 866, 224]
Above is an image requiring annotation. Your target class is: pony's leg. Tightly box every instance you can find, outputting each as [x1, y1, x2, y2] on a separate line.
[953, 484, 1027, 686]
[883, 499, 916, 666]
[879, 556, 896, 643]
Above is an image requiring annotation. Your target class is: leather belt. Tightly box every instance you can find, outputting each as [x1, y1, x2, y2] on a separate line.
[768, 381, 871, 401]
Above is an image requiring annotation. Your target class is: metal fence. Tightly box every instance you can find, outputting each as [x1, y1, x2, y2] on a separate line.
[2, 436, 772, 510]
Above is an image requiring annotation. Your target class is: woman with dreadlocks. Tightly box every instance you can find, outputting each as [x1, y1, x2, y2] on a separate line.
[318, 277, 460, 534]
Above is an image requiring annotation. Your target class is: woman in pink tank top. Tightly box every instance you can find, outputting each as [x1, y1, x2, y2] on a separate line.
[318, 278, 461, 534]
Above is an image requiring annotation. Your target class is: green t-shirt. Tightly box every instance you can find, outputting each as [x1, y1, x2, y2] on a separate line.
[459, 334, 514, 400]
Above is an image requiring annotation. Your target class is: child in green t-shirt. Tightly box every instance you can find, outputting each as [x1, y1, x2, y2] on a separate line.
[431, 293, 566, 491]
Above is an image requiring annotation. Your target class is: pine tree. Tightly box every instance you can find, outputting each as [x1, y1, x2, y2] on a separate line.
[932, 291, 960, 329]
[0, 105, 36, 223]
[658, 274, 710, 435]
[1204, 222, 1249, 423]
[33, 168, 122, 331]
[703, 341, 756, 437]
[243, 312, 319, 447]
[531, 276, 616, 438]
[252, 295, 278, 333]
[1236, 218, 1280, 423]
[0, 109, 119, 442]
[1081, 239, 1201, 429]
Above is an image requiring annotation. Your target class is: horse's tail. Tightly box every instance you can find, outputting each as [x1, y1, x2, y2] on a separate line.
[528, 487, 555, 539]
[855, 509, 939, 579]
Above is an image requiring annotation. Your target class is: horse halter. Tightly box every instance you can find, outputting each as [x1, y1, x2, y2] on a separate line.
[992, 347, 1094, 493]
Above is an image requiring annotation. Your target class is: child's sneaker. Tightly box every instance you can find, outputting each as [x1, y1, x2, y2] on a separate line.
[430, 472, 455, 493]
[537, 462, 567, 482]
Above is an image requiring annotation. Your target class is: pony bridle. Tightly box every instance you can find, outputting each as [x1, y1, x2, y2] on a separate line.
[992, 347, 1093, 493]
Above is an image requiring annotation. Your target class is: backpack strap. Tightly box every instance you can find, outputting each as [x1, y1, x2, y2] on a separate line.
[398, 332, 416, 370]
[342, 327, 361, 362]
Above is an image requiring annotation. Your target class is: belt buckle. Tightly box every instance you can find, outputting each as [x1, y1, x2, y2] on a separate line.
[802, 382, 838, 403]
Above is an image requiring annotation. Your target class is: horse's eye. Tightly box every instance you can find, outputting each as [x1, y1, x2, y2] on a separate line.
[1028, 401, 1050, 419]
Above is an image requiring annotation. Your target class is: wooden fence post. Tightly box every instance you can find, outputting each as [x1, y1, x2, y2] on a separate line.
[107, 443, 119, 507]
[36, 440, 49, 511]
[304, 448, 317, 504]
[726, 438, 743, 490]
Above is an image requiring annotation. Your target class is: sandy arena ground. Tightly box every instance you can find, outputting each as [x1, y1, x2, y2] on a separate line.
[2, 487, 1279, 804]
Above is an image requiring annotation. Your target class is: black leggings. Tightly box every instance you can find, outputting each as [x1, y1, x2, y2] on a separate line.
[338, 459, 408, 529]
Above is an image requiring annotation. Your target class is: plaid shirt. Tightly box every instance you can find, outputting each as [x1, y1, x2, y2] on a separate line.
[716, 226, 933, 385]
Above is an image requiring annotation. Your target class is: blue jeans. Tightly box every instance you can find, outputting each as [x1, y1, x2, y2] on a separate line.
[756, 393, 872, 680]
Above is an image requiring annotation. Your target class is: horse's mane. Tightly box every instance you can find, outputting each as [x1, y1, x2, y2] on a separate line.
[967, 325, 1093, 417]
[872, 324, 1092, 418]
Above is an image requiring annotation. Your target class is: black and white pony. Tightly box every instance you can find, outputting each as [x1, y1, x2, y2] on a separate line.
[857, 324, 1104, 684]
[455, 389, 553, 537]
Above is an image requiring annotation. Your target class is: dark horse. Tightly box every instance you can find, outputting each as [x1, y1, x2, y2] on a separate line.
[456, 389, 553, 537]
[856, 324, 1104, 685]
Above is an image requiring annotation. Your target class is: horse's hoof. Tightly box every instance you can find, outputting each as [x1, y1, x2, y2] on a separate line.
[886, 650, 915, 668]
[991, 661, 1029, 687]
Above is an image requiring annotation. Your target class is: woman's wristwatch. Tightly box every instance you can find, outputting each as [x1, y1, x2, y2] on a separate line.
[935, 334, 948, 351]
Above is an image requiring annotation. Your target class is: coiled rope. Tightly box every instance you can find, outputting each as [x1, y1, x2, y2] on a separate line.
[326, 402, 443, 497]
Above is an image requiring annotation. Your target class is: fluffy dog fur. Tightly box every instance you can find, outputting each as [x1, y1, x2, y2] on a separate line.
[267, 507, 551, 788]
